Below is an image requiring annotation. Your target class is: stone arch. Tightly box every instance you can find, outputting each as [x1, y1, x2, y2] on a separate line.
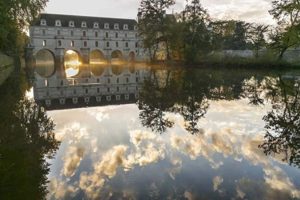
[64, 50, 81, 78]
[90, 50, 106, 76]
[34, 49, 55, 77]
[111, 50, 123, 60]
[128, 51, 135, 62]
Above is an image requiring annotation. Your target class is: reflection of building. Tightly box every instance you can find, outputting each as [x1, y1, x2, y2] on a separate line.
[34, 66, 150, 110]
[26, 13, 147, 79]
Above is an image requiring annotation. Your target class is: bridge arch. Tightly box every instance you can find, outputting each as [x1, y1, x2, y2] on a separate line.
[90, 49, 106, 76]
[64, 50, 81, 78]
[34, 49, 55, 78]
[111, 50, 123, 60]
[128, 51, 135, 62]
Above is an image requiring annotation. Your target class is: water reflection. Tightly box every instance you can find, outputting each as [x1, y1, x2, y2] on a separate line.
[0, 74, 60, 199]
[29, 63, 300, 199]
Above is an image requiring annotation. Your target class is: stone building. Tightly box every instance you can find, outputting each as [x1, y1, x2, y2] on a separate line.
[26, 13, 149, 109]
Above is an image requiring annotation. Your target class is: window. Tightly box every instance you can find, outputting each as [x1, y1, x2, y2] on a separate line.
[82, 21, 87, 28]
[55, 20, 61, 26]
[135, 42, 138, 48]
[134, 25, 138, 30]
[105, 32, 109, 38]
[71, 30, 74, 36]
[107, 88, 110, 92]
[108, 78, 110, 83]
[95, 32, 98, 37]
[106, 42, 109, 47]
[123, 24, 128, 30]
[42, 40, 46, 47]
[116, 78, 119, 83]
[69, 21, 74, 27]
[83, 31, 86, 37]
[58, 40, 62, 46]
[41, 19, 47, 26]
[125, 42, 128, 48]
[97, 88, 100, 93]
[126, 78, 129, 83]
[73, 90, 77, 95]
[84, 41, 87, 47]
[114, 23, 119, 30]
[57, 30, 60, 35]
[125, 33, 127, 38]
[95, 41, 98, 47]
[97, 78, 100, 83]
[104, 23, 109, 29]
[117, 87, 119, 92]
[71, 41, 74, 47]
[115, 32, 118, 38]
[135, 33, 138, 38]
[94, 22, 99, 28]
[85, 89, 88, 94]
[116, 42, 118, 47]
[42, 29, 46, 35]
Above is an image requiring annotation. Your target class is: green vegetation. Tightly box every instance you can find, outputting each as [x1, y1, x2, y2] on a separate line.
[138, 0, 300, 66]
[0, 0, 48, 56]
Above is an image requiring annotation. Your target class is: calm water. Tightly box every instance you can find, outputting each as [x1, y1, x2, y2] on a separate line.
[1, 66, 300, 200]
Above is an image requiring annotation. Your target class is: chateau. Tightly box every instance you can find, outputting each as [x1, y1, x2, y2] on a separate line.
[26, 13, 149, 109]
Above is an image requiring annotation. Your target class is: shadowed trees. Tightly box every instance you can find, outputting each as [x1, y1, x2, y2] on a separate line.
[0, 75, 60, 200]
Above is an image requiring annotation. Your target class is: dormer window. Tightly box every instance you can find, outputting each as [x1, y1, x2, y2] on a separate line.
[69, 21, 74, 27]
[134, 25, 138, 30]
[114, 23, 119, 30]
[41, 19, 47, 26]
[93, 22, 99, 28]
[55, 20, 61, 27]
[81, 21, 87, 28]
[104, 23, 109, 29]
[123, 24, 128, 30]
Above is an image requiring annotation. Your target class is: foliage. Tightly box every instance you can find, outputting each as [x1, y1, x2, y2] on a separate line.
[248, 24, 269, 57]
[0, 73, 60, 199]
[268, 0, 300, 59]
[0, 0, 48, 55]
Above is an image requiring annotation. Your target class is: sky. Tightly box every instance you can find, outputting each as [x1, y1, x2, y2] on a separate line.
[44, 0, 275, 25]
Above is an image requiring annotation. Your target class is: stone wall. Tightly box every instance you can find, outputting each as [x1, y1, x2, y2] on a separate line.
[0, 53, 14, 85]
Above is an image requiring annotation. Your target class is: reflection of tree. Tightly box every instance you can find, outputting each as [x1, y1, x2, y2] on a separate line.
[242, 76, 264, 105]
[259, 78, 300, 168]
[138, 69, 178, 133]
[0, 75, 60, 199]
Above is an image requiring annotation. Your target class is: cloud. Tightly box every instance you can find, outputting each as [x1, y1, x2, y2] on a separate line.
[213, 176, 224, 192]
[48, 178, 79, 199]
[62, 146, 85, 177]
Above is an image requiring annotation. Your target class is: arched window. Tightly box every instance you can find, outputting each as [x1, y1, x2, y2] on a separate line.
[105, 32, 108, 38]
[95, 41, 98, 47]
[123, 24, 128, 30]
[116, 42, 118, 47]
[71, 41, 74, 47]
[84, 41, 87, 47]
[95, 32, 98, 37]
[83, 31, 86, 37]
[82, 21, 87, 28]
[115, 32, 118, 38]
[42, 30, 46, 35]
[106, 42, 109, 47]
[57, 30, 60, 35]
[125, 42, 128, 48]
[58, 40, 62, 46]
[71, 30, 74, 36]
[69, 21, 74, 27]
[114, 23, 119, 30]
[104, 23, 109, 29]
[42, 40, 46, 47]
[55, 20, 61, 26]
[93, 22, 99, 28]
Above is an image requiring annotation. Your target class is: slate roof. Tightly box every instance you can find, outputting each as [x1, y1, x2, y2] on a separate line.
[32, 13, 137, 30]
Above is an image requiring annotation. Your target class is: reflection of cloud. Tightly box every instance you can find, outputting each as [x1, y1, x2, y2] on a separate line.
[62, 146, 85, 177]
[264, 165, 300, 198]
[213, 176, 224, 192]
[184, 191, 195, 200]
[48, 178, 78, 199]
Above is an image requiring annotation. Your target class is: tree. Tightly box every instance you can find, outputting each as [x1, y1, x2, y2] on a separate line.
[248, 24, 269, 58]
[182, 0, 211, 63]
[268, 0, 300, 59]
[137, 0, 176, 61]
[0, 0, 48, 55]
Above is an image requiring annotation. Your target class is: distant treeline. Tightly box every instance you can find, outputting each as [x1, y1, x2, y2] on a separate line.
[137, 0, 300, 64]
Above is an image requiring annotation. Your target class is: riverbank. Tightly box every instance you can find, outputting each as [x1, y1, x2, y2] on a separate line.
[0, 53, 14, 85]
